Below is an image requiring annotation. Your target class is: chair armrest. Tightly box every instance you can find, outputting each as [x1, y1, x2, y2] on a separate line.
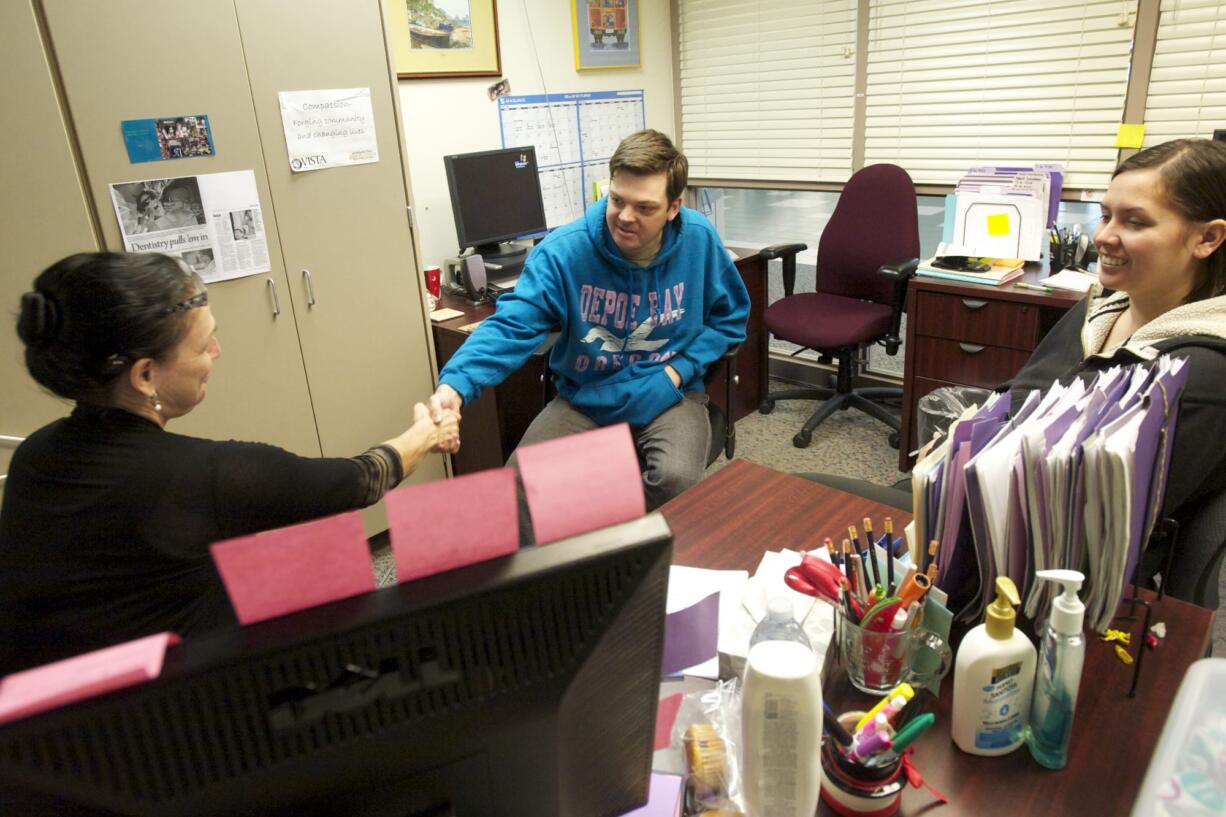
[878, 256, 919, 355]
[704, 344, 740, 459]
[759, 243, 809, 297]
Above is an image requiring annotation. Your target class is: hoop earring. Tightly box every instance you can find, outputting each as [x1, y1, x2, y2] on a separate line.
[150, 391, 163, 414]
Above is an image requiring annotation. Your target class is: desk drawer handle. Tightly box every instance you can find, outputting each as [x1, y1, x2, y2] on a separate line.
[959, 342, 985, 354]
[302, 269, 317, 307]
[960, 298, 988, 310]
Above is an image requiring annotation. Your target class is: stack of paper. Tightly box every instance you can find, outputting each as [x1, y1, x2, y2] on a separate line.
[921, 358, 1187, 630]
[916, 244, 1026, 286]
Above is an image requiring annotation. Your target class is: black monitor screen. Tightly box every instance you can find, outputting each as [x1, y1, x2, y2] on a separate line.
[444, 146, 548, 253]
[0, 515, 672, 817]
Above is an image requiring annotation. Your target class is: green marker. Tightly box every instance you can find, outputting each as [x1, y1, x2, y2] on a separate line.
[891, 713, 936, 753]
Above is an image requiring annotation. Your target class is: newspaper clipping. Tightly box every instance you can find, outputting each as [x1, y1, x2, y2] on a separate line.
[109, 170, 270, 283]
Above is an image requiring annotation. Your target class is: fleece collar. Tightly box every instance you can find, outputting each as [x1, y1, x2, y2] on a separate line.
[1082, 282, 1226, 360]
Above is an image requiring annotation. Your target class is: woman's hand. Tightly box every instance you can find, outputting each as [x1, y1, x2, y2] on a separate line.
[388, 403, 462, 478]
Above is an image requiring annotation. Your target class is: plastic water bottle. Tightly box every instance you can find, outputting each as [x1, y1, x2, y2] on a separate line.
[741, 597, 823, 817]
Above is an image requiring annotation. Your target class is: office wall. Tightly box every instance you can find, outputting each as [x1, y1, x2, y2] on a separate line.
[397, 0, 675, 270]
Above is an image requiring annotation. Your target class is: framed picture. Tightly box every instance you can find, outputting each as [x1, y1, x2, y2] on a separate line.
[385, 0, 502, 79]
[572, 0, 640, 70]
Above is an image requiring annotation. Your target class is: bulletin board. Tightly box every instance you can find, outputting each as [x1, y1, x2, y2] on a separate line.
[498, 90, 645, 229]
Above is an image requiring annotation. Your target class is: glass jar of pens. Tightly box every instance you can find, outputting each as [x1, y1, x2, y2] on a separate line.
[827, 522, 952, 694]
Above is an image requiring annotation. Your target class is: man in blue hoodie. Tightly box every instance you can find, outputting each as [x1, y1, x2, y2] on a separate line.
[430, 129, 750, 509]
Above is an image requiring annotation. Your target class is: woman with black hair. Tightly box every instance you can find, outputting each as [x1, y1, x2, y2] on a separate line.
[0, 252, 457, 673]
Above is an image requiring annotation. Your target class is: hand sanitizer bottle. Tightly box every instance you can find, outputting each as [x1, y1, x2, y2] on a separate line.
[1027, 569, 1086, 769]
[741, 597, 822, 817]
[951, 576, 1036, 756]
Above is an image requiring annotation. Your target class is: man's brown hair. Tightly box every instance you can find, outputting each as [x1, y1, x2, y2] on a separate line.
[608, 129, 689, 202]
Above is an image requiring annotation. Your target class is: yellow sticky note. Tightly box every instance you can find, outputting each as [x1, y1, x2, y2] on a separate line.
[986, 213, 1010, 236]
[1115, 123, 1146, 149]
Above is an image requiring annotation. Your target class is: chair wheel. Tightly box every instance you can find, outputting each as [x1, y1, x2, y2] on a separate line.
[888, 432, 900, 450]
[758, 399, 776, 415]
[792, 430, 812, 448]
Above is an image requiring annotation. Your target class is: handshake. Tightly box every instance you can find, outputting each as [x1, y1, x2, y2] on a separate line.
[423, 383, 464, 454]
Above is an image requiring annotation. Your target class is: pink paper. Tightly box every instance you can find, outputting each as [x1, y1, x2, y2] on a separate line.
[386, 467, 519, 582]
[0, 632, 180, 725]
[210, 510, 375, 625]
[621, 772, 684, 817]
[516, 424, 645, 544]
[654, 692, 683, 751]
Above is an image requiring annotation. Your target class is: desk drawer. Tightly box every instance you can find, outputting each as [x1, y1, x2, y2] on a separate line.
[911, 336, 1031, 388]
[914, 291, 1039, 350]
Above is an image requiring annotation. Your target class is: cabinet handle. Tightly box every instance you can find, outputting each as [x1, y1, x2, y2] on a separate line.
[959, 342, 985, 354]
[266, 278, 281, 318]
[733, 374, 740, 385]
[960, 298, 988, 310]
[302, 269, 316, 307]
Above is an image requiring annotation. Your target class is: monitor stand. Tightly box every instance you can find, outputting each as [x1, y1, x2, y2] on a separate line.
[473, 242, 527, 283]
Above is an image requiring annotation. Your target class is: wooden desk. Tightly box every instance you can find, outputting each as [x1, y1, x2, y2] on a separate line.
[899, 270, 1082, 471]
[432, 249, 770, 475]
[662, 460, 1215, 817]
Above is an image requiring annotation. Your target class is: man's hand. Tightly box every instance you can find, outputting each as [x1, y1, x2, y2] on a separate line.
[416, 402, 460, 454]
[428, 384, 463, 452]
[664, 364, 682, 389]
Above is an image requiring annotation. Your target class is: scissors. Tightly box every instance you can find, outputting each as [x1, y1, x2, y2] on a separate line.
[784, 552, 846, 603]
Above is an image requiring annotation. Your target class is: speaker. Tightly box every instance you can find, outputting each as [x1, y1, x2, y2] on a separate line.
[459, 254, 486, 302]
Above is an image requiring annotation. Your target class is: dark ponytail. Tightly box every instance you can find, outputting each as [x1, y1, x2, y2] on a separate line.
[16, 252, 204, 405]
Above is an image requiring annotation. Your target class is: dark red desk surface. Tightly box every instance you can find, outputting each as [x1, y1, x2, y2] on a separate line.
[661, 460, 1215, 817]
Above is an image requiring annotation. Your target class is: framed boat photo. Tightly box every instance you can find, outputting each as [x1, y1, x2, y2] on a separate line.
[572, 0, 639, 70]
[385, 0, 502, 79]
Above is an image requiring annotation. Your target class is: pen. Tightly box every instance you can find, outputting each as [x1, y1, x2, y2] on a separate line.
[1014, 282, 1053, 293]
[823, 702, 854, 747]
[884, 517, 895, 594]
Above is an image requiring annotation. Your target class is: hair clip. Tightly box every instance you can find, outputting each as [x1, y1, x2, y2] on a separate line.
[165, 290, 209, 314]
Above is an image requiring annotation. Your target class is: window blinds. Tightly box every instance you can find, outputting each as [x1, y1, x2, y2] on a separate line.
[863, 0, 1136, 189]
[677, 0, 858, 183]
[1142, 0, 1226, 146]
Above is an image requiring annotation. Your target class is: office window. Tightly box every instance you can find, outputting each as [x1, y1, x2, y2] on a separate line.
[863, 0, 1137, 190]
[1141, 0, 1226, 146]
[677, 0, 858, 183]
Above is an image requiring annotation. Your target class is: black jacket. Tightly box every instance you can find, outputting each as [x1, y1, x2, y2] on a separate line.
[1006, 285, 1226, 522]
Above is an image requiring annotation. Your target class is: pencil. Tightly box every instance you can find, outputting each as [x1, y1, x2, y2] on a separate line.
[824, 536, 838, 565]
[926, 539, 940, 583]
[862, 517, 881, 591]
[841, 538, 855, 586]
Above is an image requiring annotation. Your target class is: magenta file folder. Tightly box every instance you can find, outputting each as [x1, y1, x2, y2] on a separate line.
[385, 467, 519, 583]
[516, 423, 645, 544]
[210, 510, 375, 625]
[0, 632, 180, 725]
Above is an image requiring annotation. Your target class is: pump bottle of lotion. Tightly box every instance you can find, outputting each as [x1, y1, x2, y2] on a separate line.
[951, 576, 1036, 755]
[1027, 569, 1086, 769]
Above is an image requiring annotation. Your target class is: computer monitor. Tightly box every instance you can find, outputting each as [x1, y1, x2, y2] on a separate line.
[444, 146, 548, 277]
[0, 514, 672, 816]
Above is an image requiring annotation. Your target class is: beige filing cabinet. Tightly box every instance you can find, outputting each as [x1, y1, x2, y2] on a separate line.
[2, 1, 443, 524]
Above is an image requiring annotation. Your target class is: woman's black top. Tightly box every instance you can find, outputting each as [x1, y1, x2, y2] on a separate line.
[0, 405, 401, 674]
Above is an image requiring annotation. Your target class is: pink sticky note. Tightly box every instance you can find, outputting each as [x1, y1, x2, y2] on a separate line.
[654, 692, 683, 751]
[516, 424, 645, 544]
[0, 632, 180, 725]
[210, 510, 375, 625]
[386, 468, 519, 582]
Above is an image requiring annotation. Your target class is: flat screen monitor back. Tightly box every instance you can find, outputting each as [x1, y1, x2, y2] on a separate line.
[0, 515, 672, 817]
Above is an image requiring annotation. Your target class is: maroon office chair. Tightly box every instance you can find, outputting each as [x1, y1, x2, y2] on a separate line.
[758, 164, 920, 448]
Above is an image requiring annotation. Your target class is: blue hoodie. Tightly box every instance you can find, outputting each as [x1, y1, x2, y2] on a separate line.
[438, 200, 750, 428]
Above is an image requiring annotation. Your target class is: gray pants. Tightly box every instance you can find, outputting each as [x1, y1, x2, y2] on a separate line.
[507, 393, 711, 543]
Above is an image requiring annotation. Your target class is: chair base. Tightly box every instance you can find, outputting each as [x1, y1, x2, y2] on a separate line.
[760, 386, 901, 449]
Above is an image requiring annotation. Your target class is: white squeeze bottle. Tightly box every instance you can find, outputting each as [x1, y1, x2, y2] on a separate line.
[1027, 569, 1086, 769]
[740, 597, 823, 817]
[951, 576, 1036, 756]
